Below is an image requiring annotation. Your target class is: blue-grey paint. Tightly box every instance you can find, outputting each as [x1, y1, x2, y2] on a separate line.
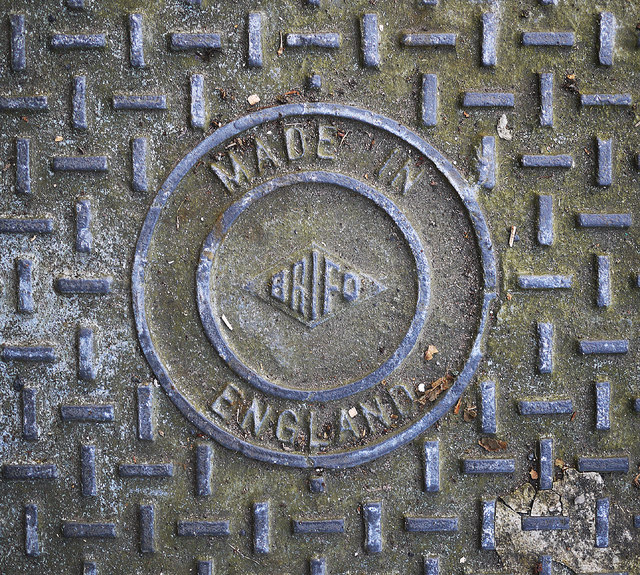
[401, 33, 456, 46]
[83, 562, 97, 575]
[16, 138, 30, 195]
[519, 400, 572, 415]
[52, 156, 108, 172]
[132, 102, 497, 468]
[579, 340, 628, 354]
[170, 33, 221, 51]
[286, 33, 341, 48]
[480, 380, 497, 434]
[362, 14, 380, 68]
[422, 74, 437, 127]
[77, 326, 96, 381]
[478, 136, 495, 190]
[596, 498, 609, 547]
[113, 95, 167, 110]
[581, 94, 632, 106]
[196, 444, 212, 496]
[10, 15, 26, 71]
[253, 501, 270, 554]
[599, 12, 616, 66]
[405, 517, 458, 532]
[177, 521, 230, 537]
[0, 219, 52, 234]
[81, 444, 97, 497]
[481, 13, 497, 67]
[56, 277, 112, 294]
[50, 34, 106, 50]
[76, 199, 92, 253]
[363, 502, 382, 553]
[538, 322, 553, 374]
[0, 96, 47, 111]
[3, 464, 57, 480]
[310, 475, 325, 493]
[522, 154, 573, 168]
[522, 516, 570, 531]
[62, 522, 116, 538]
[22, 388, 38, 440]
[481, 500, 496, 550]
[129, 14, 145, 67]
[424, 557, 439, 575]
[309, 74, 322, 90]
[522, 32, 574, 46]
[137, 385, 154, 440]
[2, 346, 55, 362]
[518, 275, 572, 289]
[139, 505, 155, 553]
[463, 92, 514, 107]
[67, 0, 85, 8]
[190, 74, 206, 129]
[310, 558, 326, 575]
[132, 138, 148, 192]
[539, 438, 553, 490]
[197, 561, 212, 575]
[25, 504, 39, 556]
[578, 457, 629, 473]
[577, 213, 631, 228]
[424, 440, 440, 492]
[597, 138, 613, 186]
[540, 73, 553, 127]
[248, 13, 263, 67]
[541, 556, 552, 575]
[293, 519, 344, 534]
[119, 463, 173, 478]
[463, 459, 515, 474]
[16, 258, 34, 314]
[72, 76, 87, 129]
[537, 195, 553, 245]
[596, 256, 611, 308]
[61, 405, 114, 422]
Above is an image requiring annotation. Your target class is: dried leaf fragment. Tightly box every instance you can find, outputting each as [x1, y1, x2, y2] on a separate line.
[417, 373, 454, 404]
[453, 397, 462, 415]
[463, 403, 477, 421]
[424, 345, 439, 361]
[478, 437, 507, 452]
[529, 469, 539, 480]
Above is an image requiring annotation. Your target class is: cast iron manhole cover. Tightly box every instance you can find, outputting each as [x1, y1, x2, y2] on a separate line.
[1, 1, 640, 574]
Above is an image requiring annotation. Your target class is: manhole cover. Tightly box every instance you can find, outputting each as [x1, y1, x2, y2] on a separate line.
[1, 1, 640, 574]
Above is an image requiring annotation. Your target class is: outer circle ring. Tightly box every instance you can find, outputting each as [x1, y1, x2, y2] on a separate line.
[132, 103, 497, 468]
[196, 170, 431, 402]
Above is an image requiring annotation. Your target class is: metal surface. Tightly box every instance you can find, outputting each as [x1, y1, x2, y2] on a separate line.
[1, 0, 640, 573]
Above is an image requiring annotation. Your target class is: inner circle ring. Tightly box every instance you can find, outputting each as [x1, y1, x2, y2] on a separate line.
[196, 170, 431, 402]
[132, 103, 497, 468]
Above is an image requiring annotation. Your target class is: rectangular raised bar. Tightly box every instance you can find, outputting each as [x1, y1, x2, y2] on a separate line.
[581, 94, 632, 106]
[22, 388, 38, 440]
[537, 323, 553, 374]
[422, 74, 437, 127]
[401, 33, 456, 46]
[522, 516, 570, 530]
[478, 136, 496, 190]
[61, 405, 114, 422]
[579, 340, 628, 354]
[77, 326, 96, 381]
[248, 13, 263, 67]
[599, 12, 616, 66]
[463, 92, 514, 107]
[75, 199, 92, 253]
[597, 256, 611, 308]
[17, 258, 34, 314]
[137, 385, 154, 440]
[25, 504, 39, 556]
[424, 557, 439, 575]
[310, 558, 326, 575]
[577, 213, 631, 228]
[0, 96, 47, 111]
[519, 400, 572, 415]
[522, 155, 573, 168]
[480, 380, 497, 434]
[2, 346, 56, 362]
[253, 502, 270, 554]
[578, 457, 629, 473]
[522, 32, 574, 46]
[597, 139, 613, 186]
[50, 34, 106, 50]
[537, 195, 553, 245]
[596, 498, 609, 547]
[72, 76, 87, 129]
[10, 15, 26, 71]
[286, 33, 341, 48]
[52, 156, 108, 172]
[540, 73, 553, 127]
[140, 505, 155, 553]
[539, 438, 553, 490]
[56, 278, 112, 294]
[81, 445, 96, 496]
[405, 517, 458, 532]
[0, 219, 53, 234]
[190, 74, 205, 129]
[170, 33, 221, 51]
[177, 520, 230, 537]
[482, 13, 497, 67]
[16, 138, 30, 195]
[132, 137, 148, 192]
[481, 500, 496, 550]
[62, 522, 116, 538]
[362, 14, 380, 68]
[112, 95, 167, 110]
[196, 444, 212, 496]
[518, 275, 572, 289]
[424, 440, 440, 492]
[363, 502, 382, 553]
[119, 463, 173, 477]
[4, 464, 57, 480]
[463, 459, 515, 474]
[129, 14, 145, 67]
[293, 519, 345, 534]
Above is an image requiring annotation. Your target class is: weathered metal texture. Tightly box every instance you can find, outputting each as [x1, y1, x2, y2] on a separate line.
[1, 0, 640, 574]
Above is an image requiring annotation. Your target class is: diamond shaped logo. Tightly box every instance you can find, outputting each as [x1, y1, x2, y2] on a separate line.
[245, 243, 386, 328]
